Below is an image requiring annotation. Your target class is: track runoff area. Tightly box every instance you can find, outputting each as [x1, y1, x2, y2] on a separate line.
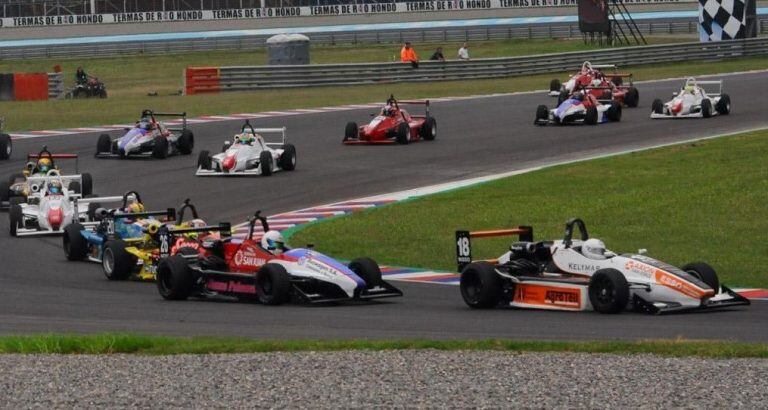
[0, 71, 766, 341]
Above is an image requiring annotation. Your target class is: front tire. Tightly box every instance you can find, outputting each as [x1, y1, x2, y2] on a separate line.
[460, 262, 502, 309]
[96, 134, 112, 155]
[652, 98, 664, 114]
[259, 151, 273, 176]
[152, 136, 169, 159]
[9, 202, 23, 237]
[701, 99, 713, 118]
[63, 223, 88, 261]
[344, 122, 358, 141]
[584, 106, 598, 125]
[197, 150, 212, 170]
[278, 144, 297, 171]
[395, 122, 410, 145]
[348, 257, 382, 288]
[606, 104, 622, 122]
[157, 255, 194, 300]
[80, 173, 93, 197]
[588, 268, 629, 314]
[682, 262, 719, 293]
[256, 263, 292, 305]
[102, 240, 136, 280]
[0, 133, 11, 160]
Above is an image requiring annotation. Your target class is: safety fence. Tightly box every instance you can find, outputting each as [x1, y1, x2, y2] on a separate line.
[184, 37, 768, 92]
[0, 71, 64, 100]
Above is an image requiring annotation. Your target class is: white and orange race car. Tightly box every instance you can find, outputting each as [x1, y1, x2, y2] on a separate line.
[455, 218, 749, 314]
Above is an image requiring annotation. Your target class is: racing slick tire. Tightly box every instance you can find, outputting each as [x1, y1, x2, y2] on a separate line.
[420, 117, 437, 141]
[156, 255, 194, 300]
[557, 90, 568, 106]
[87, 201, 102, 221]
[701, 99, 713, 118]
[395, 122, 410, 145]
[152, 136, 169, 159]
[0, 133, 11, 160]
[652, 98, 664, 114]
[348, 257, 383, 288]
[197, 150, 212, 170]
[460, 262, 502, 309]
[588, 268, 629, 314]
[102, 240, 136, 280]
[606, 104, 622, 122]
[344, 122, 358, 141]
[624, 87, 639, 108]
[549, 78, 561, 93]
[256, 263, 292, 305]
[682, 262, 720, 293]
[585, 106, 599, 125]
[177, 130, 194, 155]
[0, 180, 9, 203]
[9, 202, 23, 237]
[80, 173, 93, 197]
[63, 223, 88, 261]
[96, 134, 112, 155]
[278, 144, 297, 171]
[715, 94, 731, 115]
[535, 105, 549, 125]
[259, 151, 273, 176]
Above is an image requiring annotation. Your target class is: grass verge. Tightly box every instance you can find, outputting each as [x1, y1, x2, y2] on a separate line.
[291, 130, 768, 288]
[0, 333, 766, 357]
[5, 36, 765, 132]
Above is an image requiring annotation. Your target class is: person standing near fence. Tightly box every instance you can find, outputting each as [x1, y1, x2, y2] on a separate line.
[457, 42, 470, 60]
[401, 42, 419, 68]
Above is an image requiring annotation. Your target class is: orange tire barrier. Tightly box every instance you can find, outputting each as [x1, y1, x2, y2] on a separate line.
[13, 73, 49, 101]
[185, 67, 220, 95]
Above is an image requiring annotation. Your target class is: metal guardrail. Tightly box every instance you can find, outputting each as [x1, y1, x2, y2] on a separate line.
[5, 19, 768, 60]
[203, 37, 768, 91]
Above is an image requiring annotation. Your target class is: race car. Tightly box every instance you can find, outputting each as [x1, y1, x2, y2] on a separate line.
[9, 173, 120, 237]
[63, 196, 224, 281]
[95, 110, 194, 159]
[549, 61, 639, 108]
[156, 211, 403, 305]
[534, 89, 621, 126]
[456, 218, 749, 314]
[196, 120, 296, 176]
[1, 146, 93, 209]
[0, 117, 11, 160]
[343, 95, 436, 145]
[650, 78, 731, 119]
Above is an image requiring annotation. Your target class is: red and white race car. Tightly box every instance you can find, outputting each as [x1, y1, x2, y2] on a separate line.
[343, 95, 437, 145]
[549, 61, 639, 108]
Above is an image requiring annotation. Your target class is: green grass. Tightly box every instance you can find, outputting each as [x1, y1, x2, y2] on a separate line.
[291, 130, 768, 288]
[0, 333, 766, 357]
[6, 36, 764, 132]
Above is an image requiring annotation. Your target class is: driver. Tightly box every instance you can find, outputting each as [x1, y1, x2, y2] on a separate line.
[261, 230, 285, 255]
[237, 133, 256, 145]
[36, 157, 53, 174]
[121, 201, 146, 224]
[47, 180, 63, 195]
[382, 105, 396, 117]
[582, 238, 608, 260]
[138, 118, 153, 132]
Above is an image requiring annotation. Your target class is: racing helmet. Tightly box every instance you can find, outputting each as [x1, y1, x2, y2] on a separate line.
[37, 157, 53, 173]
[239, 133, 255, 144]
[261, 230, 285, 255]
[127, 201, 145, 214]
[47, 180, 62, 195]
[582, 238, 607, 260]
[383, 105, 395, 117]
[139, 120, 152, 131]
[684, 84, 695, 94]
[182, 218, 207, 239]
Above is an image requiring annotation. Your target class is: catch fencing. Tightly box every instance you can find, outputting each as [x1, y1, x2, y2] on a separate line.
[184, 37, 768, 92]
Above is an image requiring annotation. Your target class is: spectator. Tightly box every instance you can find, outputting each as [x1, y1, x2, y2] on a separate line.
[457, 42, 470, 60]
[429, 46, 445, 61]
[400, 42, 419, 68]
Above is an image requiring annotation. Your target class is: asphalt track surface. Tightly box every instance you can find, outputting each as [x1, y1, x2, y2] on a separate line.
[0, 72, 766, 341]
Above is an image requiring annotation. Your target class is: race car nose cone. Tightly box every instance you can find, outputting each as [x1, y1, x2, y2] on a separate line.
[48, 207, 63, 228]
[222, 155, 236, 170]
[672, 100, 683, 115]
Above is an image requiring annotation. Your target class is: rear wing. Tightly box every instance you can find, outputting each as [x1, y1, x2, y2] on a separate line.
[455, 226, 533, 271]
[158, 222, 232, 258]
[387, 94, 431, 118]
[239, 120, 286, 147]
[683, 78, 722, 96]
[27, 145, 79, 172]
[142, 109, 187, 131]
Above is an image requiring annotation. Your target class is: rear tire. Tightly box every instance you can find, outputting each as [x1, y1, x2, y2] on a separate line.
[344, 122, 358, 141]
[278, 144, 297, 171]
[652, 98, 664, 114]
[152, 136, 169, 159]
[460, 262, 502, 309]
[585, 106, 599, 125]
[624, 87, 639, 108]
[588, 268, 629, 314]
[96, 134, 112, 154]
[715, 94, 731, 115]
[348, 257, 382, 288]
[156, 255, 194, 300]
[701, 99, 713, 118]
[0, 134, 11, 160]
[259, 151, 273, 176]
[420, 117, 437, 141]
[395, 122, 409, 145]
[197, 150, 212, 170]
[682, 262, 719, 293]
[63, 223, 88, 261]
[87, 202, 101, 221]
[9, 202, 22, 237]
[177, 130, 194, 155]
[256, 263, 292, 305]
[80, 173, 93, 197]
[549, 78, 561, 93]
[102, 240, 136, 280]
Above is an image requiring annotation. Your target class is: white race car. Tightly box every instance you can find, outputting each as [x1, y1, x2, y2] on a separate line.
[196, 121, 296, 177]
[651, 78, 731, 119]
[96, 110, 194, 159]
[9, 173, 123, 237]
[456, 218, 749, 314]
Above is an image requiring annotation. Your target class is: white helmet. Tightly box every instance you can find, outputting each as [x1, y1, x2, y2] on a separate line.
[582, 238, 607, 260]
[261, 230, 285, 254]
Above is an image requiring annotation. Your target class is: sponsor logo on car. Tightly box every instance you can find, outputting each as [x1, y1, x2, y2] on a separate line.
[567, 263, 600, 273]
[624, 260, 654, 278]
[233, 248, 266, 267]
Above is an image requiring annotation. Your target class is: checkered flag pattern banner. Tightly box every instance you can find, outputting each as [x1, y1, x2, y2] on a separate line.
[699, 0, 750, 41]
